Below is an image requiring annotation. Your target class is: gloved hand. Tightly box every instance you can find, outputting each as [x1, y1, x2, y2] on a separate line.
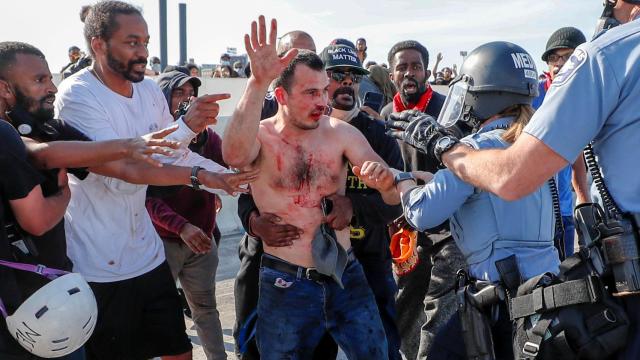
[386, 110, 455, 163]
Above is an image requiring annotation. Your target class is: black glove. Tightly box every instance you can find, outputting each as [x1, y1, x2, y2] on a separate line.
[386, 110, 455, 163]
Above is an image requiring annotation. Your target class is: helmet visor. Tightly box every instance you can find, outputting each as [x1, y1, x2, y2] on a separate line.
[437, 81, 468, 128]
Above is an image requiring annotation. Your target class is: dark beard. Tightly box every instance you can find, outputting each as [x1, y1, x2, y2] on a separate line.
[14, 86, 54, 122]
[330, 86, 356, 111]
[106, 45, 147, 83]
[399, 78, 426, 105]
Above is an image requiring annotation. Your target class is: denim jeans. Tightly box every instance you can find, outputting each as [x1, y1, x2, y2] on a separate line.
[360, 259, 401, 360]
[257, 255, 388, 360]
[164, 240, 226, 360]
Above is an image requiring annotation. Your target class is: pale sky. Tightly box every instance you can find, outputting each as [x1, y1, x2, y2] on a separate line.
[2, 0, 603, 74]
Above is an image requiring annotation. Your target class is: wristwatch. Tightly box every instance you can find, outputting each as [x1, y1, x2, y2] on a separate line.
[434, 136, 460, 163]
[190, 166, 204, 190]
[394, 172, 416, 186]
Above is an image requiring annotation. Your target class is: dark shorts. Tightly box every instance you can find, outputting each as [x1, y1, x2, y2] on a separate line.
[85, 262, 192, 360]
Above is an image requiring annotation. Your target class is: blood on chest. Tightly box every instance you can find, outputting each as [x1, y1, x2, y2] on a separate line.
[264, 136, 342, 208]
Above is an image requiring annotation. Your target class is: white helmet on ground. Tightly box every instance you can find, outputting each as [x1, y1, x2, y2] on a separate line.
[4, 273, 97, 358]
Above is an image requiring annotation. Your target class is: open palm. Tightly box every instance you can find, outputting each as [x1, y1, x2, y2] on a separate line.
[244, 16, 298, 84]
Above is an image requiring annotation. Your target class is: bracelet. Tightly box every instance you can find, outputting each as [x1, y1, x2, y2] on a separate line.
[190, 166, 203, 191]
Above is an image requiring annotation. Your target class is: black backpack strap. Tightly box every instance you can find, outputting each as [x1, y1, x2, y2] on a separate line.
[510, 275, 602, 320]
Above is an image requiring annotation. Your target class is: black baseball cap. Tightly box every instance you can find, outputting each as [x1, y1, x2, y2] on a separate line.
[320, 44, 369, 75]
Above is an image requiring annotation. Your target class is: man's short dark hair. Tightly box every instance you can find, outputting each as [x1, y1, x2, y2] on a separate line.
[0, 41, 45, 79]
[274, 50, 324, 92]
[387, 40, 429, 69]
[80, 5, 92, 23]
[83, 1, 142, 56]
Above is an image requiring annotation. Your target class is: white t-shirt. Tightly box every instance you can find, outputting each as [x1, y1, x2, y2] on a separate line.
[55, 69, 226, 282]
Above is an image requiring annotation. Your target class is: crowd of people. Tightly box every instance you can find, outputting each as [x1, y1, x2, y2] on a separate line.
[2, 1, 640, 360]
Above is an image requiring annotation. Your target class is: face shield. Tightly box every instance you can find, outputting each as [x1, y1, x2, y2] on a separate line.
[437, 79, 469, 128]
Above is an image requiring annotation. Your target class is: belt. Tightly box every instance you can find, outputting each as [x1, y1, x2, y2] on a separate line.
[261, 251, 356, 282]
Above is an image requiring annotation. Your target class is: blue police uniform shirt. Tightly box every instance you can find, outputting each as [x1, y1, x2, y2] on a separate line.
[532, 80, 574, 217]
[524, 18, 640, 213]
[403, 117, 560, 282]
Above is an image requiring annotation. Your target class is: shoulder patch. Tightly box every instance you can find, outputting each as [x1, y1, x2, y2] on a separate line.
[551, 48, 587, 87]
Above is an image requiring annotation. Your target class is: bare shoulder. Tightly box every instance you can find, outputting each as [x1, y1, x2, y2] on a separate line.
[325, 116, 359, 136]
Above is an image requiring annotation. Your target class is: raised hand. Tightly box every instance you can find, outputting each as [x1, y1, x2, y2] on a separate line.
[200, 168, 260, 196]
[183, 93, 231, 133]
[127, 125, 181, 167]
[244, 16, 298, 85]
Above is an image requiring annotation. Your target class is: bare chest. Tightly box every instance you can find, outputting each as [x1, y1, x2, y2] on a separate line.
[256, 132, 346, 207]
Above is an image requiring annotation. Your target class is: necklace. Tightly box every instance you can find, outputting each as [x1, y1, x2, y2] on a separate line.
[90, 68, 106, 85]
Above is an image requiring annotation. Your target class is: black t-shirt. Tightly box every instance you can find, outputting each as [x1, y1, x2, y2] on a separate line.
[1, 118, 90, 305]
[12, 118, 91, 296]
[0, 120, 46, 357]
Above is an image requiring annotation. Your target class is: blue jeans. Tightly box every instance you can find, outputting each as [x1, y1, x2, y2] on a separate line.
[360, 260, 401, 360]
[257, 255, 388, 360]
[562, 216, 576, 257]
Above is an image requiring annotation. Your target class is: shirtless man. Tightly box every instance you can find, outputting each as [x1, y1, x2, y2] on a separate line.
[223, 16, 390, 359]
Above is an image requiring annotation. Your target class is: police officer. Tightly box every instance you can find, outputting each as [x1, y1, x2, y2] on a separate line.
[388, 1, 640, 358]
[356, 41, 561, 359]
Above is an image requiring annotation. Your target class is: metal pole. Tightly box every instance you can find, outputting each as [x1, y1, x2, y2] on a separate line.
[159, 0, 168, 70]
[179, 3, 187, 65]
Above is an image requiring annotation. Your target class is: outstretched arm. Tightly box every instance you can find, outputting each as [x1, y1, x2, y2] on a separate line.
[442, 133, 568, 201]
[340, 121, 399, 204]
[222, 16, 297, 168]
[24, 126, 180, 169]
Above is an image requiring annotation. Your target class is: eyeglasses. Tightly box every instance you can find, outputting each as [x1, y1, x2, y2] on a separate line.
[547, 53, 572, 64]
[328, 71, 363, 84]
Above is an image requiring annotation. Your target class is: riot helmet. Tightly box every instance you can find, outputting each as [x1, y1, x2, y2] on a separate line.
[437, 41, 538, 137]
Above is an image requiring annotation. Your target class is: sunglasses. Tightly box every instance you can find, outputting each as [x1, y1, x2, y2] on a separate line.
[328, 71, 363, 84]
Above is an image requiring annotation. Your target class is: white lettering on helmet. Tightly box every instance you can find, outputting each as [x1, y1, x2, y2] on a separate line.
[511, 53, 535, 70]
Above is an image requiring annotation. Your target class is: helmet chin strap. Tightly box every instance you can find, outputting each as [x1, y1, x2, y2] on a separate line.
[462, 105, 483, 134]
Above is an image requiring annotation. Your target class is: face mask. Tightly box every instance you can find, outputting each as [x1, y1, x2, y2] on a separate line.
[152, 63, 161, 73]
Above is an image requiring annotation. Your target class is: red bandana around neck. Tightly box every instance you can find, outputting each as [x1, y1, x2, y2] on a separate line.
[543, 71, 553, 91]
[393, 85, 434, 113]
